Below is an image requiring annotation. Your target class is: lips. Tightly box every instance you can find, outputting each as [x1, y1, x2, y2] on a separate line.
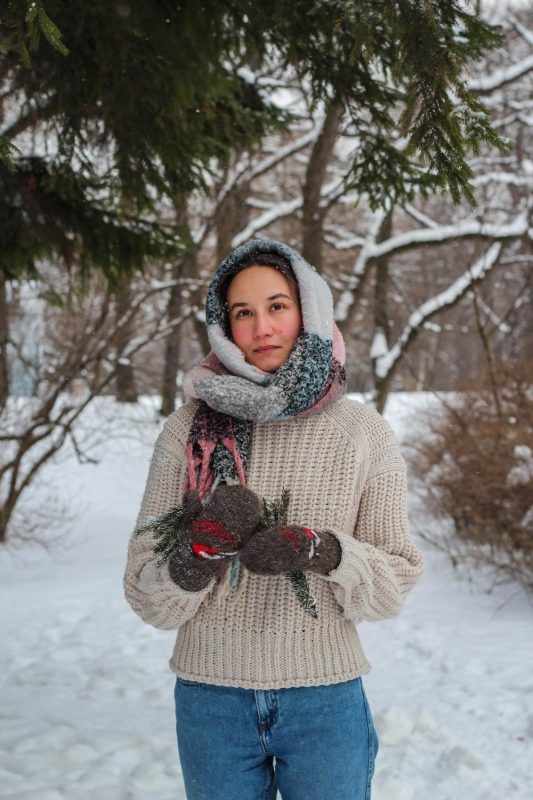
[254, 346, 280, 353]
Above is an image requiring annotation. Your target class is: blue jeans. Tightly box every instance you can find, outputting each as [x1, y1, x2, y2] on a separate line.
[174, 676, 379, 800]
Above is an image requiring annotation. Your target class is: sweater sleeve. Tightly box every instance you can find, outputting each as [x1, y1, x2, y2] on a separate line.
[321, 412, 424, 623]
[123, 412, 215, 630]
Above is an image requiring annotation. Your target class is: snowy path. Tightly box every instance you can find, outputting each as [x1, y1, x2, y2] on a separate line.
[1, 396, 532, 800]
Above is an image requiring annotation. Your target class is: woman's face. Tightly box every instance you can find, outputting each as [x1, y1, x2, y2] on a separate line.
[226, 265, 302, 372]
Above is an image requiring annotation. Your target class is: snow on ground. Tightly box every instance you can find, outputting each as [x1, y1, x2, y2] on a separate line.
[1, 393, 532, 800]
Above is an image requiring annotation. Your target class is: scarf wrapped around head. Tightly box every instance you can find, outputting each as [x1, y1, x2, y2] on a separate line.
[183, 239, 346, 501]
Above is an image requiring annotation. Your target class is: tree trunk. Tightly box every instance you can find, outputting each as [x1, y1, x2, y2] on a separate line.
[192, 312, 210, 357]
[0, 500, 12, 544]
[161, 249, 200, 416]
[114, 277, 138, 403]
[371, 210, 394, 414]
[161, 260, 184, 417]
[375, 369, 395, 415]
[302, 100, 344, 269]
[374, 224, 393, 344]
[0, 478, 18, 544]
[161, 198, 202, 415]
[215, 170, 251, 264]
[0, 272, 9, 409]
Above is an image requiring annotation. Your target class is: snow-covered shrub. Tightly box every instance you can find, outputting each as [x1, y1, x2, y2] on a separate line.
[410, 365, 533, 592]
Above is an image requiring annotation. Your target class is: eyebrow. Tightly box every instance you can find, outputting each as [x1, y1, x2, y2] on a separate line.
[229, 293, 292, 312]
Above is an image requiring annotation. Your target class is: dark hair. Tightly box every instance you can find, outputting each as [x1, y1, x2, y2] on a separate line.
[220, 251, 300, 336]
[219, 251, 297, 303]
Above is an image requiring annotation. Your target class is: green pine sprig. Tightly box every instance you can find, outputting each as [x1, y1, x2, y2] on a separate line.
[136, 505, 186, 566]
[287, 570, 318, 619]
[258, 488, 319, 619]
[259, 487, 291, 529]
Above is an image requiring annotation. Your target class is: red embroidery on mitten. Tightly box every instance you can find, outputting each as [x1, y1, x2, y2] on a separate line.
[279, 526, 302, 551]
[191, 543, 221, 559]
[191, 519, 236, 545]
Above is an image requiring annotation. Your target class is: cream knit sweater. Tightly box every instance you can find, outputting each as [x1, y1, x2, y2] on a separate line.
[124, 396, 424, 690]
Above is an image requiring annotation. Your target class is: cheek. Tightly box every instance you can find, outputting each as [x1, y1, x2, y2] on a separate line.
[229, 322, 249, 351]
[282, 310, 303, 343]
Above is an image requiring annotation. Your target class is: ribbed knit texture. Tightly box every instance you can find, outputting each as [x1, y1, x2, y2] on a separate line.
[124, 396, 424, 690]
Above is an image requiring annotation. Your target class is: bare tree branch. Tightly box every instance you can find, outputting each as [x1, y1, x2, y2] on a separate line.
[372, 242, 503, 384]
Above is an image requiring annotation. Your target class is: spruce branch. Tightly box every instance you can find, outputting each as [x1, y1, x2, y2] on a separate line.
[0, 137, 20, 170]
[259, 487, 291, 528]
[136, 505, 186, 566]
[287, 570, 318, 619]
[258, 488, 319, 619]
[25, 1, 69, 58]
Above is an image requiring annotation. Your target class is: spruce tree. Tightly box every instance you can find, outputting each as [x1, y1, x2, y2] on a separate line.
[1, 1, 508, 281]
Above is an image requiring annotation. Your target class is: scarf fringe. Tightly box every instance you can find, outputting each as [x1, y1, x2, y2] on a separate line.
[221, 436, 246, 486]
[215, 557, 249, 604]
[185, 440, 217, 501]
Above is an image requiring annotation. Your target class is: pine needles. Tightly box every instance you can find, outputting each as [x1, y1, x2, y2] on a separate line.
[258, 488, 319, 619]
[259, 488, 291, 528]
[136, 505, 185, 566]
[286, 570, 318, 619]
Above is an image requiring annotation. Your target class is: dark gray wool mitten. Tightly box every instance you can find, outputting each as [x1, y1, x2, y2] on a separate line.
[239, 524, 342, 576]
[168, 485, 262, 592]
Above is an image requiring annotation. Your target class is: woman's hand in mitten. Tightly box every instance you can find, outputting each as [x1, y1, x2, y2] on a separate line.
[168, 485, 261, 591]
[239, 524, 342, 576]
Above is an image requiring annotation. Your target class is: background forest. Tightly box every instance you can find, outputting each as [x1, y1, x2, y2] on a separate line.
[1, 1, 531, 587]
[0, 3, 532, 798]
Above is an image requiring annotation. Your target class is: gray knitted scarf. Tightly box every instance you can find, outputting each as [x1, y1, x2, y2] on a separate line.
[183, 239, 346, 500]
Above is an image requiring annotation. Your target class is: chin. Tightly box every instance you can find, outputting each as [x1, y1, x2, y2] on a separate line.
[249, 352, 285, 371]
[259, 360, 285, 372]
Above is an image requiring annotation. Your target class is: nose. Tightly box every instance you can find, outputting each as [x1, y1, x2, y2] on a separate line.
[253, 312, 274, 339]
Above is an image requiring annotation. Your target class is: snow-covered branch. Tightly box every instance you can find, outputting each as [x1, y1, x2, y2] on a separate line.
[402, 205, 439, 229]
[319, 177, 348, 210]
[508, 15, 533, 47]
[231, 196, 303, 247]
[324, 223, 366, 249]
[468, 53, 533, 94]
[215, 125, 322, 212]
[475, 295, 511, 336]
[191, 124, 324, 247]
[332, 209, 528, 326]
[472, 173, 533, 188]
[369, 213, 530, 261]
[334, 209, 388, 322]
[231, 177, 344, 247]
[372, 242, 503, 380]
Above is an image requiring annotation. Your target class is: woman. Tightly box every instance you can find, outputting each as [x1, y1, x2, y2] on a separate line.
[124, 239, 424, 800]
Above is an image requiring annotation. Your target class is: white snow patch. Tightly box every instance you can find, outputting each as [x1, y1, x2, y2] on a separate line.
[507, 445, 533, 486]
[0, 394, 532, 800]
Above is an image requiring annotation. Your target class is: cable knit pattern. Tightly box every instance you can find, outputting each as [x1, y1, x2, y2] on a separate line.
[124, 396, 424, 689]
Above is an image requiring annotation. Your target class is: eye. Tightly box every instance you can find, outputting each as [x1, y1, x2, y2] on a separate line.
[235, 308, 251, 319]
[271, 302, 287, 312]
